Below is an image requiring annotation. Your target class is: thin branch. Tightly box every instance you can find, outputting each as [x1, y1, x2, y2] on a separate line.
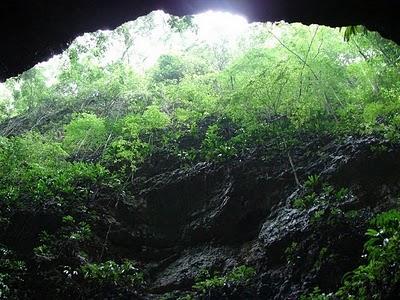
[298, 27, 319, 100]
[282, 139, 302, 188]
[269, 28, 339, 122]
[99, 223, 112, 261]
[268, 29, 319, 80]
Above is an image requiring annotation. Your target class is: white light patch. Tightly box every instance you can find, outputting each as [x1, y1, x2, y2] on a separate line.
[37, 54, 63, 87]
[194, 11, 248, 43]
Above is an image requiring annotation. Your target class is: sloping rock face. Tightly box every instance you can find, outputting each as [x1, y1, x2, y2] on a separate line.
[133, 154, 291, 247]
[105, 135, 400, 299]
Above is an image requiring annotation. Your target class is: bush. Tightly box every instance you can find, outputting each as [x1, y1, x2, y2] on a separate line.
[201, 124, 236, 161]
[81, 260, 144, 288]
[303, 210, 400, 299]
[193, 265, 255, 295]
[0, 246, 26, 299]
[63, 113, 108, 155]
[0, 133, 108, 206]
[152, 55, 186, 83]
[336, 210, 400, 299]
[292, 184, 350, 210]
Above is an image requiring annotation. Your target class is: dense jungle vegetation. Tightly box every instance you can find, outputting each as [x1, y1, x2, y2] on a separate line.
[0, 11, 399, 299]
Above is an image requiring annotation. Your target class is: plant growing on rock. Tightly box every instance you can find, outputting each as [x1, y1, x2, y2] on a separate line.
[285, 241, 300, 264]
[303, 209, 400, 299]
[81, 260, 144, 288]
[0, 246, 26, 299]
[292, 184, 351, 210]
[304, 174, 321, 191]
[63, 113, 108, 156]
[192, 265, 256, 295]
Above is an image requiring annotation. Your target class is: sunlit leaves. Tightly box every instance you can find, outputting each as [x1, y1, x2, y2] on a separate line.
[167, 15, 198, 33]
[151, 55, 186, 83]
[142, 105, 170, 130]
[0, 133, 106, 204]
[0, 13, 399, 174]
[63, 113, 108, 154]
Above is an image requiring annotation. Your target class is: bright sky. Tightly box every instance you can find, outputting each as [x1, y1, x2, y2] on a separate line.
[100, 10, 250, 71]
[194, 11, 249, 42]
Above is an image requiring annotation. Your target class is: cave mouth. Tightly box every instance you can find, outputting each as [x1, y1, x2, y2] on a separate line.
[0, 7, 399, 300]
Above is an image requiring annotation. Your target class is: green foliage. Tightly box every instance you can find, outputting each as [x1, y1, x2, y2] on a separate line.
[0, 12, 399, 299]
[301, 287, 332, 300]
[1, 19, 399, 174]
[304, 210, 400, 299]
[0, 133, 108, 206]
[345, 210, 361, 220]
[311, 209, 326, 223]
[107, 137, 149, 172]
[33, 217, 93, 262]
[152, 55, 187, 83]
[33, 231, 55, 260]
[141, 105, 171, 131]
[342, 26, 368, 42]
[293, 183, 350, 210]
[201, 124, 235, 161]
[336, 210, 400, 299]
[167, 15, 197, 33]
[313, 247, 331, 270]
[105, 105, 170, 173]
[293, 193, 318, 210]
[304, 175, 321, 190]
[193, 265, 255, 295]
[225, 265, 256, 283]
[285, 242, 300, 263]
[81, 260, 144, 288]
[10, 68, 50, 113]
[68, 222, 92, 242]
[335, 187, 350, 201]
[0, 246, 26, 299]
[193, 273, 225, 293]
[161, 292, 194, 300]
[63, 113, 108, 154]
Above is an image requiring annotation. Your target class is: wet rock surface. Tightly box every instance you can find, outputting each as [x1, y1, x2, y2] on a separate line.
[129, 135, 400, 298]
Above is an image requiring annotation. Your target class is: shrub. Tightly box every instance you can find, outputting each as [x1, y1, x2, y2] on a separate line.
[304, 175, 321, 191]
[301, 287, 332, 300]
[81, 260, 144, 288]
[63, 113, 108, 154]
[293, 193, 318, 210]
[152, 55, 186, 83]
[201, 124, 236, 161]
[193, 265, 255, 295]
[303, 210, 400, 299]
[0, 246, 26, 299]
[0, 133, 108, 206]
[292, 184, 351, 210]
[335, 210, 400, 299]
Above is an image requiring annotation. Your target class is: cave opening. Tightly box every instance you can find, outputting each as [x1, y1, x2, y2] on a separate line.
[0, 3, 399, 299]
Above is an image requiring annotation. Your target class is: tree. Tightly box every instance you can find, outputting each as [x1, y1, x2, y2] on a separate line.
[10, 68, 50, 113]
[152, 55, 186, 83]
[63, 113, 108, 155]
